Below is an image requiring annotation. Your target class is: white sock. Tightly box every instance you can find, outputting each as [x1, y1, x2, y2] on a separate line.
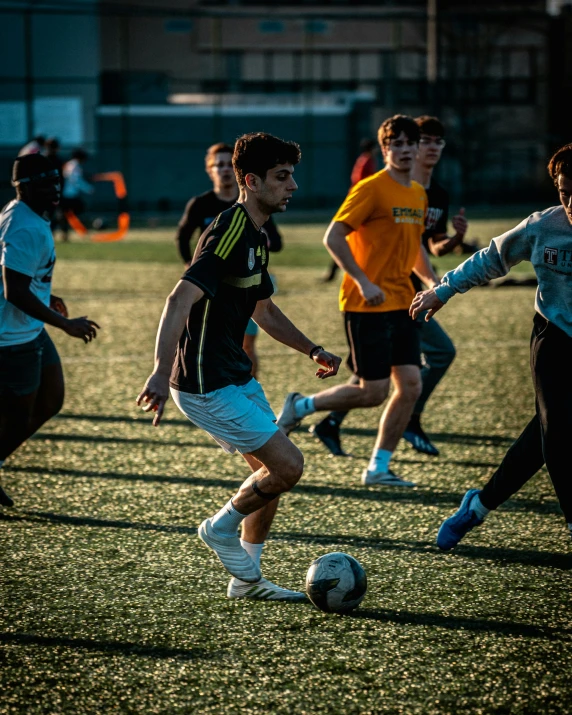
[240, 540, 264, 569]
[210, 499, 247, 537]
[368, 448, 392, 474]
[294, 395, 316, 419]
[470, 493, 489, 520]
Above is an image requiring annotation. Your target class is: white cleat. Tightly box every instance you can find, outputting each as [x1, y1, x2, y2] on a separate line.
[361, 468, 416, 488]
[227, 576, 308, 602]
[276, 391, 303, 435]
[198, 518, 262, 583]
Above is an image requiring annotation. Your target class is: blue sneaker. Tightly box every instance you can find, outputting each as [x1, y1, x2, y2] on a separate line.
[437, 489, 483, 551]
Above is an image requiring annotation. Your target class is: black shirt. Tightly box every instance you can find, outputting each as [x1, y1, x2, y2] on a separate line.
[411, 178, 450, 293]
[170, 203, 275, 395]
[176, 190, 282, 264]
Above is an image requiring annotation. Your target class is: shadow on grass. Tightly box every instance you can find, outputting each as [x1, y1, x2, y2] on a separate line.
[341, 428, 516, 447]
[273, 531, 572, 570]
[31, 432, 213, 449]
[57, 412, 193, 427]
[350, 608, 571, 639]
[8, 465, 561, 516]
[3, 511, 568, 570]
[4, 509, 199, 535]
[0, 632, 211, 661]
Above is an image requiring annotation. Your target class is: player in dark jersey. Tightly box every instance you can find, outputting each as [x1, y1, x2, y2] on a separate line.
[137, 133, 341, 602]
[176, 142, 282, 378]
[311, 116, 468, 458]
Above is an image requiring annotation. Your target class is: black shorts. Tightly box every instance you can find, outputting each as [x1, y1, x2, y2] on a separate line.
[344, 310, 421, 381]
[0, 329, 61, 397]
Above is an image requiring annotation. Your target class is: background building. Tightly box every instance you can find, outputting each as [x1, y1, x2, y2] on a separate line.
[1, 0, 571, 210]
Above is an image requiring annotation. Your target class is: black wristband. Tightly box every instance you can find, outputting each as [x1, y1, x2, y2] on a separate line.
[309, 345, 324, 360]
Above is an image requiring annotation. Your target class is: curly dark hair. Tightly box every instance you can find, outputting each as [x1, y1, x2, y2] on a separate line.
[377, 115, 420, 146]
[233, 132, 301, 188]
[415, 115, 445, 137]
[547, 143, 572, 185]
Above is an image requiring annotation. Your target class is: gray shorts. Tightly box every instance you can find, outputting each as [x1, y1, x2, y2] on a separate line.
[170, 378, 278, 454]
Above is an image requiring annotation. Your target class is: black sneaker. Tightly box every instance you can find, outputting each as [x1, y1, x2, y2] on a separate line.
[309, 417, 349, 457]
[0, 483, 14, 507]
[402, 418, 439, 456]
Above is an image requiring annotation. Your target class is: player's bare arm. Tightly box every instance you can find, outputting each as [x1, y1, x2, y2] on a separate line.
[3, 266, 99, 342]
[412, 245, 440, 289]
[409, 288, 444, 321]
[323, 220, 385, 306]
[252, 298, 341, 379]
[427, 208, 468, 257]
[137, 279, 204, 425]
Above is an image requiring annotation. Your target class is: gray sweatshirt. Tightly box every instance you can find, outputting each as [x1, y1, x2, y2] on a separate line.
[434, 206, 572, 337]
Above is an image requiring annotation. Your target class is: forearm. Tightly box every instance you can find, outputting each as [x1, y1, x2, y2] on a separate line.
[254, 301, 316, 356]
[412, 245, 439, 288]
[435, 244, 511, 303]
[428, 233, 463, 257]
[175, 226, 194, 264]
[6, 289, 68, 330]
[324, 223, 369, 287]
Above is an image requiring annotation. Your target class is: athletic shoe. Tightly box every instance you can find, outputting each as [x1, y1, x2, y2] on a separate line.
[0, 483, 14, 507]
[309, 418, 349, 457]
[276, 391, 303, 435]
[437, 489, 484, 551]
[361, 468, 416, 487]
[227, 576, 308, 602]
[198, 518, 261, 583]
[403, 419, 439, 456]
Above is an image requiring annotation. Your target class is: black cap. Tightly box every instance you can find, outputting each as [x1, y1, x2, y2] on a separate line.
[12, 154, 60, 186]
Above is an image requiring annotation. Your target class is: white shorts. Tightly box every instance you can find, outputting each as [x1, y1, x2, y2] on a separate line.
[170, 378, 278, 455]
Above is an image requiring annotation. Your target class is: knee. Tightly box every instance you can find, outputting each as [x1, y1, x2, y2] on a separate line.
[359, 384, 389, 408]
[276, 447, 304, 490]
[399, 376, 423, 402]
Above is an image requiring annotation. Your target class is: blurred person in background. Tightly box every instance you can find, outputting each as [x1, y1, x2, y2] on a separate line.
[176, 142, 283, 378]
[18, 135, 45, 157]
[0, 154, 99, 508]
[60, 148, 93, 242]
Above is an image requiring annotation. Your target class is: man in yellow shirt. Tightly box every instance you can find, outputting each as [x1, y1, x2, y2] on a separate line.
[277, 115, 439, 487]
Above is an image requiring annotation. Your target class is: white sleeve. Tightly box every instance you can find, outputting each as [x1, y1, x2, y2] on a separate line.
[0, 228, 41, 278]
[435, 217, 532, 304]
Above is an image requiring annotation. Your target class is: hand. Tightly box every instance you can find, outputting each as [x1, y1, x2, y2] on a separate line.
[50, 294, 68, 318]
[63, 317, 100, 342]
[312, 350, 342, 379]
[358, 279, 385, 307]
[409, 289, 444, 321]
[452, 207, 467, 239]
[136, 372, 170, 426]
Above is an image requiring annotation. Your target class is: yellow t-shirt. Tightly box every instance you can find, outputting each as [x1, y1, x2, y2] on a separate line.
[334, 169, 427, 313]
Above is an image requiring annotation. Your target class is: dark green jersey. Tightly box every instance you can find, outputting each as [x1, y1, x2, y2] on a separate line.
[170, 203, 274, 394]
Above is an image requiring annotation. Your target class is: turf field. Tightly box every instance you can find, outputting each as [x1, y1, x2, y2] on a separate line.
[1, 220, 570, 714]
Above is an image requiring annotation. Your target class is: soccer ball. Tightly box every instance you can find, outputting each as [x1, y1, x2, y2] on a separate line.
[305, 552, 367, 614]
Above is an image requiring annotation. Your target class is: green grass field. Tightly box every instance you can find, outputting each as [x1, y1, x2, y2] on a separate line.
[1, 221, 570, 714]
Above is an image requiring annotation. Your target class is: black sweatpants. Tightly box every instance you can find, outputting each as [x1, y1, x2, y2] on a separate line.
[479, 313, 572, 523]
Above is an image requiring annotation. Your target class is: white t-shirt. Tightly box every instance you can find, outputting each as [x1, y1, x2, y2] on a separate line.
[0, 199, 55, 346]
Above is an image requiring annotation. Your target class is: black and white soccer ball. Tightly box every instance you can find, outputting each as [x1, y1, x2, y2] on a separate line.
[305, 552, 367, 614]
